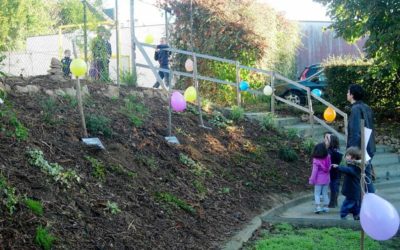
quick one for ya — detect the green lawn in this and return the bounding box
[245,223,400,250]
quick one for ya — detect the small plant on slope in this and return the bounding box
[105,201,121,214]
[25,198,44,216]
[85,156,106,181]
[35,226,56,250]
[0,173,18,214]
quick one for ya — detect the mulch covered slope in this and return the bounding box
[0,76,311,249]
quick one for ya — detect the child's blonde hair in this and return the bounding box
[346,147,361,160]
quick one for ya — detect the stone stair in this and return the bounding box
[245,112,400,181]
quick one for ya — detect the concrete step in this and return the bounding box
[374,163,400,179]
[372,153,400,166]
[283,124,328,138]
[273,117,301,127]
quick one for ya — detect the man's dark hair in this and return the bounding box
[312,142,328,159]
[329,135,340,150]
[348,84,364,101]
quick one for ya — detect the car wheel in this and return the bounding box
[284,91,304,106]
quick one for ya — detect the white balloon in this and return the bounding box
[263,85,273,96]
[360,193,400,241]
[185,58,194,72]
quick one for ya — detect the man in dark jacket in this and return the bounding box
[346,84,375,193]
[333,147,362,220]
[153,37,171,88]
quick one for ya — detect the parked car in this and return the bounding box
[276,64,327,106]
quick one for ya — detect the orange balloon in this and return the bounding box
[324,107,336,123]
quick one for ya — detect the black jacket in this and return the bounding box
[329,148,343,180]
[156,44,171,66]
[338,163,361,200]
[347,101,376,158]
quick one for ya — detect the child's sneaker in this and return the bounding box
[314,206,322,214]
[322,207,329,213]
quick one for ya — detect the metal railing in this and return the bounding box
[134,37,347,143]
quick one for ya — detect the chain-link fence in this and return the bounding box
[0,1,166,87]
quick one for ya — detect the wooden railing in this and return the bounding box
[134,36,347,143]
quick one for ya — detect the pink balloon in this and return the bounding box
[360,193,400,241]
[171,91,186,112]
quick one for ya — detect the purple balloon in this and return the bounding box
[360,193,400,241]
[171,91,186,112]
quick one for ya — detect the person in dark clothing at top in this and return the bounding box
[153,37,171,88]
[346,84,376,193]
[332,146,362,220]
[61,49,72,78]
[324,133,343,208]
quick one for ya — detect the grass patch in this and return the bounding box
[155,192,196,214]
[179,153,212,177]
[25,198,44,216]
[35,226,56,250]
[246,223,391,250]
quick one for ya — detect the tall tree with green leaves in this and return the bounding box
[0,0,55,51]
[56,0,104,27]
[315,0,400,69]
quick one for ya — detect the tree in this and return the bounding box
[164,0,300,104]
[0,0,55,51]
[315,0,400,69]
[56,0,104,27]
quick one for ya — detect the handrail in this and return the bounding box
[135,40,347,143]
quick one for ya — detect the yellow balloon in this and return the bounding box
[70,59,87,77]
[144,34,154,44]
[324,107,336,123]
[184,86,197,102]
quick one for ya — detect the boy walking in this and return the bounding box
[332,147,362,220]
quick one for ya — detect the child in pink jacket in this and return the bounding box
[309,142,331,213]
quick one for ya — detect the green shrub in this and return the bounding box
[40,97,58,124]
[260,113,276,131]
[86,114,112,137]
[9,115,29,141]
[286,128,298,140]
[230,105,245,122]
[85,156,106,181]
[278,145,298,162]
[105,201,121,214]
[0,174,18,214]
[323,56,400,118]
[25,198,44,216]
[302,138,316,155]
[120,69,137,87]
[35,226,56,250]
[120,95,148,127]
[27,149,80,187]
[209,111,232,128]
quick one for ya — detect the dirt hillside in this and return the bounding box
[0,76,311,249]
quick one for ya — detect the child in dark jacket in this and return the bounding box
[332,146,362,220]
[309,143,331,214]
[61,49,72,78]
[325,134,343,208]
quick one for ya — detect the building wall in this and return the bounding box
[296,21,366,76]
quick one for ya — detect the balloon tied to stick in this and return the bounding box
[323,106,336,123]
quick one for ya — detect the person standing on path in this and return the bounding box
[325,134,343,208]
[332,147,362,220]
[309,142,332,214]
[153,37,171,88]
[346,84,376,193]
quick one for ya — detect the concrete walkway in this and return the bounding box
[223,178,400,250]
